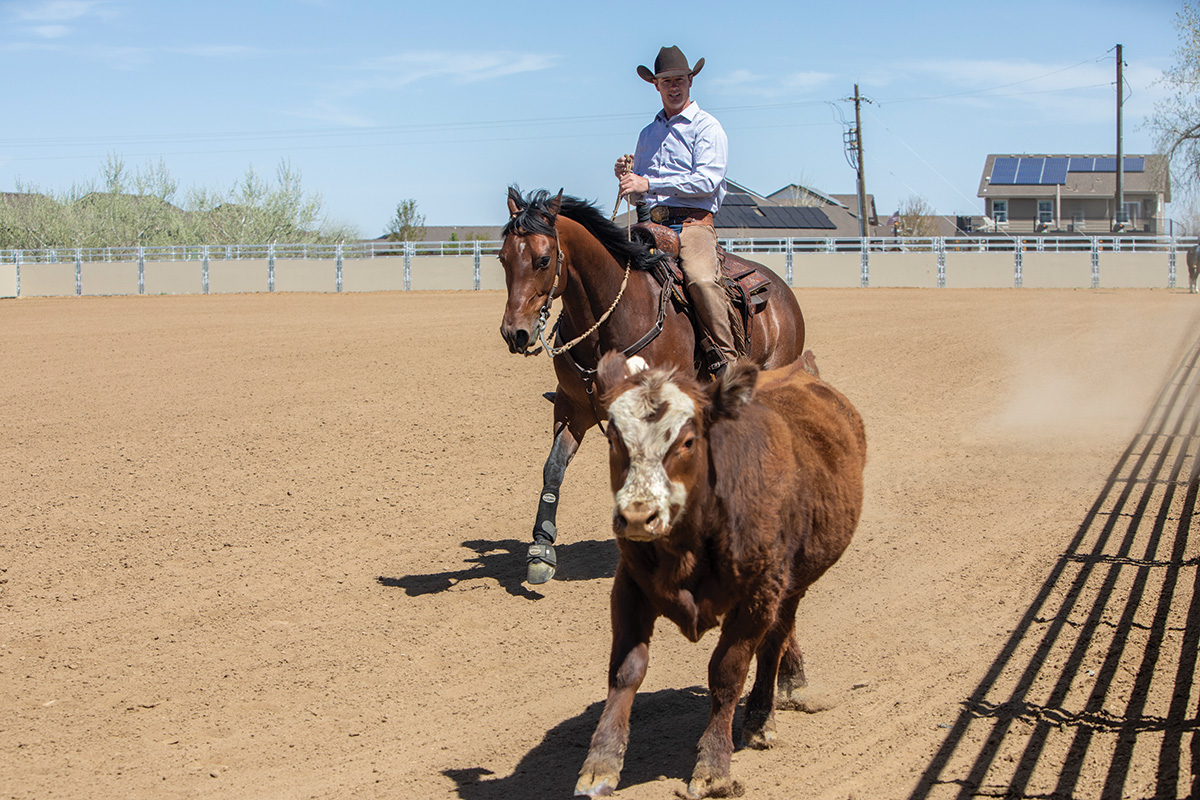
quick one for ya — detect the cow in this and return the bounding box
[574,352,866,799]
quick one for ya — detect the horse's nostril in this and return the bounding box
[515,330,529,351]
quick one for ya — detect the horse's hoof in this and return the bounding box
[527,543,557,584]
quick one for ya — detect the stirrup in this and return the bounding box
[527,543,557,584]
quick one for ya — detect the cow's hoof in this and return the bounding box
[575,767,619,796]
[526,543,556,584]
[742,711,777,749]
[683,771,743,798]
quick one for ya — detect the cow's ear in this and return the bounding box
[707,360,758,421]
[598,352,649,406]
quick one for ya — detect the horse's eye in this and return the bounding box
[536,255,551,270]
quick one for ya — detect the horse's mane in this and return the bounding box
[504,186,665,272]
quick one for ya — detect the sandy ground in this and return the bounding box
[2,288,1199,800]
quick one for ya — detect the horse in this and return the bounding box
[498,187,806,584]
[1187,241,1199,293]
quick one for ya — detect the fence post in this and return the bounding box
[1014,240,1023,288]
[1091,238,1101,289]
[336,243,344,293]
[202,245,210,294]
[1169,237,1178,289]
[473,240,482,290]
[14,250,21,297]
[137,247,145,295]
[785,238,794,286]
[935,237,946,289]
[268,243,276,292]
[75,248,82,296]
[403,241,413,291]
[859,237,869,288]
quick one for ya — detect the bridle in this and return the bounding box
[518,224,631,360]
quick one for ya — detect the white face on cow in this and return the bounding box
[606,370,700,541]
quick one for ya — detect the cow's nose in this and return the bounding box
[615,502,659,536]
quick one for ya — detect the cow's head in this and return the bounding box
[598,352,758,542]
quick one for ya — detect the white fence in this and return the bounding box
[0,235,1193,298]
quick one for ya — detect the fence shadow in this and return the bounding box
[909,334,1200,799]
[378,538,617,599]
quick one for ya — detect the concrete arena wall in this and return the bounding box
[209,259,270,294]
[145,261,203,295]
[792,253,863,288]
[410,256,475,291]
[342,258,405,293]
[869,252,939,288]
[1020,253,1096,289]
[943,252,1016,288]
[1097,254,1171,289]
[17,263,76,296]
[1,264,19,298]
[275,259,338,293]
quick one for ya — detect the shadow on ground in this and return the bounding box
[443,687,711,799]
[378,538,618,599]
[910,333,1200,799]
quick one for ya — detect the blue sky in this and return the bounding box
[0,0,1186,237]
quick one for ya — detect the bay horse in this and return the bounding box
[498,187,805,584]
[1187,241,1199,293]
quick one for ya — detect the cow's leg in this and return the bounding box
[527,396,588,584]
[776,632,808,706]
[744,593,802,749]
[576,566,656,797]
[688,613,767,799]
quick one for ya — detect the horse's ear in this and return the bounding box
[507,186,524,219]
[546,188,564,219]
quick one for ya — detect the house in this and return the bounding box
[977,154,1170,234]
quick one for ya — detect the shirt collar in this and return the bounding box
[656,100,700,124]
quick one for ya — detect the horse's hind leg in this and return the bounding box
[527,407,586,585]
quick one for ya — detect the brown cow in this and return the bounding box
[574,353,866,798]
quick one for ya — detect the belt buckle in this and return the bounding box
[650,206,668,223]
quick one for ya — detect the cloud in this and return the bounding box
[353,50,557,88]
[710,68,836,98]
[6,0,119,39]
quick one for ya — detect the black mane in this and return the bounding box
[504,186,665,272]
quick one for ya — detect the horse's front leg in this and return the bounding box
[576,566,656,797]
[527,393,590,584]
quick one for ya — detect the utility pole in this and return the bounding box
[1115,43,1125,232]
[853,84,869,239]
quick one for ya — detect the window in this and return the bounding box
[992,199,1008,223]
[1038,201,1053,225]
[1122,201,1140,225]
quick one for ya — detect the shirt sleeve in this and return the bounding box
[647,116,728,200]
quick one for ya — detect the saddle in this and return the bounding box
[629,222,772,363]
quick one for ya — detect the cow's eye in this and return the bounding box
[680,435,695,451]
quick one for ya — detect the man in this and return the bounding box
[615,45,737,376]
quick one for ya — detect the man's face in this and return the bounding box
[655,75,692,116]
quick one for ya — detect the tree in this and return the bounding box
[385,199,426,242]
[1152,1,1200,197]
[896,195,941,237]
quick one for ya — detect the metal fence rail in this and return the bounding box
[1,235,1191,265]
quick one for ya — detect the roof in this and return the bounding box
[978,154,1171,203]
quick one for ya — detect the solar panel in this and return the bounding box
[1094,157,1117,172]
[1041,158,1069,184]
[1124,156,1145,172]
[1015,157,1045,184]
[722,193,755,206]
[990,157,1019,184]
[1069,157,1095,172]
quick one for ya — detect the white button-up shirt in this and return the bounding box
[633,101,728,214]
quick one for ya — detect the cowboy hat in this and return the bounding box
[637,45,704,83]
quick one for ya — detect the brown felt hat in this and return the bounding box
[637,45,704,83]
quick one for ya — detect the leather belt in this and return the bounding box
[649,206,713,226]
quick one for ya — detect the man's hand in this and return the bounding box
[618,172,650,197]
[613,154,634,178]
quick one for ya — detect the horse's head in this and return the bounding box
[499,187,564,355]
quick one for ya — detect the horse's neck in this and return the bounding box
[559,225,642,341]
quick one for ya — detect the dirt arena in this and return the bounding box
[3,288,1199,800]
